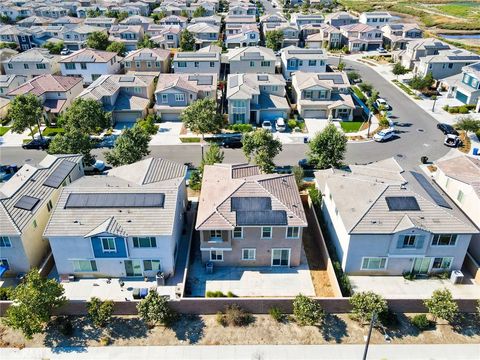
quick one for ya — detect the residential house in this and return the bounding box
[154,73,218,121]
[0,48,18,74]
[34,6,68,19]
[109,25,145,51]
[76,6,108,18]
[280,46,327,80]
[226,73,289,124]
[340,23,383,52]
[51,16,84,27]
[190,15,222,26]
[147,25,181,49]
[228,2,257,15]
[381,23,423,50]
[290,13,324,28]
[303,23,342,49]
[6,74,83,121]
[59,48,122,85]
[394,37,450,70]
[325,11,358,28]
[44,158,187,278]
[0,25,19,48]
[0,4,33,22]
[172,50,221,75]
[186,22,220,49]
[123,48,171,74]
[0,74,26,97]
[415,48,480,80]
[224,24,260,49]
[78,74,155,123]
[259,13,288,27]
[84,16,118,29]
[17,16,52,27]
[120,15,154,31]
[225,15,257,29]
[3,48,61,79]
[63,25,108,50]
[292,71,354,120]
[443,62,480,105]
[0,97,9,119]
[314,158,477,275]
[159,15,188,29]
[359,11,392,29]
[225,46,276,74]
[188,2,216,17]
[196,163,308,267]
[0,154,84,277]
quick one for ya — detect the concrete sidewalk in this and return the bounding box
[2,344,478,360]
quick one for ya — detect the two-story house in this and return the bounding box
[196,163,308,267]
[228,2,257,16]
[0,154,84,277]
[3,48,61,79]
[186,22,220,49]
[291,71,354,120]
[415,48,480,80]
[59,48,122,85]
[340,23,383,52]
[154,73,218,121]
[314,158,477,275]
[17,15,52,28]
[280,46,327,80]
[147,25,181,49]
[123,48,171,74]
[172,50,221,75]
[443,62,480,106]
[225,46,276,74]
[394,37,450,70]
[0,48,18,75]
[359,11,392,29]
[109,25,145,51]
[0,25,19,48]
[226,73,289,124]
[381,23,423,50]
[225,15,257,29]
[78,74,155,123]
[84,16,118,29]
[120,15,155,31]
[0,74,26,97]
[290,13,324,28]
[159,15,188,29]
[63,25,108,50]
[44,158,187,278]
[325,11,358,28]
[190,15,222,27]
[259,13,288,28]
[224,24,260,49]
[303,23,342,49]
[34,5,68,19]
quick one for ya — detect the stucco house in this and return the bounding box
[62,25,107,50]
[442,62,480,106]
[108,25,145,51]
[224,24,260,49]
[325,11,358,28]
[3,48,61,79]
[187,22,220,49]
[0,74,26,96]
[172,50,221,75]
[303,23,342,49]
[381,23,423,50]
[290,13,324,27]
[415,49,480,80]
[0,48,18,74]
[280,46,327,80]
[147,25,181,49]
[224,46,276,74]
[340,23,383,52]
[123,48,171,74]
[358,11,392,29]
[196,163,308,267]
[394,38,450,70]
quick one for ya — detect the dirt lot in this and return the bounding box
[1,313,479,349]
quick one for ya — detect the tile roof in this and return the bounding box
[78,74,154,101]
[59,48,118,63]
[435,155,480,193]
[123,48,171,62]
[7,74,82,97]
[156,73,217,93]
[5,48,59,63]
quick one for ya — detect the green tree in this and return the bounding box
[410,72,434,91]
[43,41,64,54]
[293,294,325,326]
[337,62,345,72]
[138,34,157,49]
[8,94,44,140]
[86,31,110,50]
[60,98,111,133]
[105,125,151,167]
[455,115,480,134]
[180,10,189,18]
[366,89,379,112]
[137,290,177,327]
[424,289,458,323]
[347,71,360,83]
[181,98,223,139]
[292,165,304,189]
[87,297,115,328]
[242,129,282,173]
[136,114,160,135]
[106,41,126,56]
[265,30,284,51]
[151,11,166,22]
[349,291,388,325]
[308,123,347,169]
[193,6,206,18]
[392,62,408,76]
[87,9,101,17]
[200,144,224,172]
[48,128,94,162]
[179,29,196,51]
[358,82,373,95]
[3,269,66,339]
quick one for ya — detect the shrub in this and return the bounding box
[137,290,177,327]
[0,287,12,300]
[424,289,458,323]
[349,291,388,325]
[358,83,373,95]
[458,106,469,114]
[379,117,390,128]
[269,306,285,322]
[308,187,321,207]
[226,291,236,298]
[403,271,415,281]
[189,170,202,191]
[378,309,398,327]
[442,105,449,111]
[222,304,253,327]
[293,294,325,326]
[411,314,433,331]
[216,311,226,326]
[87,297,114,328]
[100,336,111,346]
[288,119,298,130]
[448,107,459,114]
[230,123,253,133]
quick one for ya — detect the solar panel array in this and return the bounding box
[410,171,451,209]
[385,196,420,211]
[237,210,287,226]
[43,160,77,188]
[231,197,271,211]
[65,193,165,208]
[14,195,40,211]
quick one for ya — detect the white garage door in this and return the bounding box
[303,110,327,119]
[161,112,181,121]
[260,110,286,122]
[115,111,142,123]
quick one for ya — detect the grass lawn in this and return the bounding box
[180,137,201,143]
[0,126,10,136]
[42,127,65,137]
[340,121,364,133]
[435,2,480,19]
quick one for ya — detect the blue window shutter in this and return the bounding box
[397,236,404,248]
[416,236,425,249]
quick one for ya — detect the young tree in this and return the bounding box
[3,269,66,339]
[308,123,347,169]
[60,98,111,133]
[292,165,304,189]
[242,129,282,173]
[8,94,44,140]
[424,288,458,323]
[358,82,373,95]
[366,89,379,112]
[392,62,408,76]
[137,290,177,327]
[293,294,325,326]
[48,128,94,162]
[106,41,126,56]
[200,144,224,172]
[151,11,166,22]
[86,31,110,50]
[105,125,151,167]
[181,98,223,139]
[337,61,345,72]
[265,30,284,51]
[410,72,434,91]
[347,71,360,83]
[455,115,480,134]
[136,114,160,135]
[87,297,115,328]
[138,35,157,49]
[180,10,189,18]
[193,6,206,18]
[349,291,388,325]
[43,41,64,54]
[179,29,196,51]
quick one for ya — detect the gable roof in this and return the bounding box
[225,46,276,62]
[435,155,480,195]
[7,74,82,97]
[155,73,217,93]
[59,48,118,63]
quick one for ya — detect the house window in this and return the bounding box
[161,94,168,103]
[242,248,256,260]
[210,250,223,261]
[271,86,278,91]
[209,61,215,67]
[250,33,256,39]
[101,237,116,252]
[0,236,11,248]
[250,61,255,67]
[133,237,157,248]
[72,260,97,272]
[7,63,13,69]
[448,63,453,69]
[135,61,141,68]
[177,61,187,67]
[155,61,161,67]
[194,61,199,67]
[134,87,141,93]
[261,61,270,67]
[32,220,37,228]
[304,91,312,99]
[143,259,161,271]
[80,63,87,70]
[402,235,416,248]
[261,227,272,239]
[286,227,300,239]
[65,63,76,70]
[432,234,457,246]
[24,64,29,69]
[233,227,243,239]
[210,230,222,240]
[457,190,464,203]
[431,257,453,270]
[167,35,174,40]
[288,60,296,67]
[308,60,316,66]
[125,61,131,67]
[175,93,185,102]
[36,63,46,69]
[361,257,387,270]
[47,200,53,212]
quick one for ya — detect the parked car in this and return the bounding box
[437,123,459,135]
[373,128,395,142]
[377,47,387,53]
[298,158,317,170]
[83,158,106,173]
[60,48,70,55]
[22,138,51,150]
[262,120,273,132]
[444,134,461,147]
[221,135,243,148]
[93,135,117,148]
[375,98,392,111]
[276,118,286,132]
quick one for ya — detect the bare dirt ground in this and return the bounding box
[1,313,479,349]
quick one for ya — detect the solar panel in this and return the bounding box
[65,193,165,208]
[14,195,40,211]
[385,196,420,211]
[410,171,451,209]
[231,197,271,211]
[229,75,239,88]
[189,75,213,85]
[43,160,77,188]
[236,210,287,226]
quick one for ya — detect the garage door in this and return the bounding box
[260,110,286,122]
[367,43,380,51]
[303,109,327,119]
[161,112,181,121]
[455,91,468,104]
[114,111,142,123]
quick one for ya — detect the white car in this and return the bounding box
[375,98,391,111]
[84,158,106,173]
[377,47,387,53]
[60,48,70,55]
[276,118,286,132]
[373,128,395,142]
[262,120,273,132]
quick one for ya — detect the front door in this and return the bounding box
[412,257,430,274]
[272,249,290,266]
[124,260,142,277]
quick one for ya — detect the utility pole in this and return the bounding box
[362,312,377,360]
[431,95,437,112]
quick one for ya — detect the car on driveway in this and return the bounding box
[377,47,387,54]
[22,138,51,150]
[262,120,273,132]
[375,98,392,111]
[437,123,459,135]
[373,128,395,142]
[221,135,243,148]
[83,158,106,174]
[444,134,461,147]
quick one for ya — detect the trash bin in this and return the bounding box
[139,288,148,298]
[473,148,479,156]
[156,271,165,286]
[133,288,140,299]
[421,156,429,164]
[206,262,213,274]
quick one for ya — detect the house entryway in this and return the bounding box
[125,260,142,277]
[412,257,430,275]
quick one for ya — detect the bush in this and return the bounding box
[189,169,202,191]
[379,117,390,128]
[226,291,236,298]
[288,119,298,130]
[269,306,285,322]
[424,289,458,323]
[206,290,226,297]
[216,311,226,326]
[378,309,398,327]
[230,123,253,133]
[137,115,160,135]
[458,106,469,114]
[293,294,325,326]
[308,187,321,207]
[87,297,114,328]
[448,107,459,114]
[220,304,253,327]
[0,287,12,300]
[411,314,433,331]
[349,291,388,325]
[358,83,373,95]
[137,291,177,327]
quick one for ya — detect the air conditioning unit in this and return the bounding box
[450,270,464,284]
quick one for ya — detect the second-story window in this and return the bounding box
[261,61,270,67]
[65,63,76,70]
[194,61,199,67]
[233,227,243,239]
[133,237,157,248]
[101,237,116,252]
[161,94,168,103]
[261,227,272,239]
[286,227,300,239]
[125,61,131,68]
[308,60,316,66]
[432,234,457,246]
[175,93,185,102]
[178,61,187,67]
[210,230,222,239]
[80,63,87,70]
[36,63,46,69]
[209,61,215,67]
[24,64,29,69]
[0,236,11,248]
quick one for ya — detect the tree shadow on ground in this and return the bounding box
[451,314,480,337]
[171,314,205,344]
[321,314,348,343]
[108,317,148,341]
[385,313,423,340]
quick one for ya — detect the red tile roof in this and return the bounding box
[7,74,82,96]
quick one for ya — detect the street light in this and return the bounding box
[362,312,377,360]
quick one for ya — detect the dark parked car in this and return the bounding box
[93,135,118,149]
[22,138,51,150]
[221,135,243,148]
[437,123,459,135]
[298,158,317,170]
